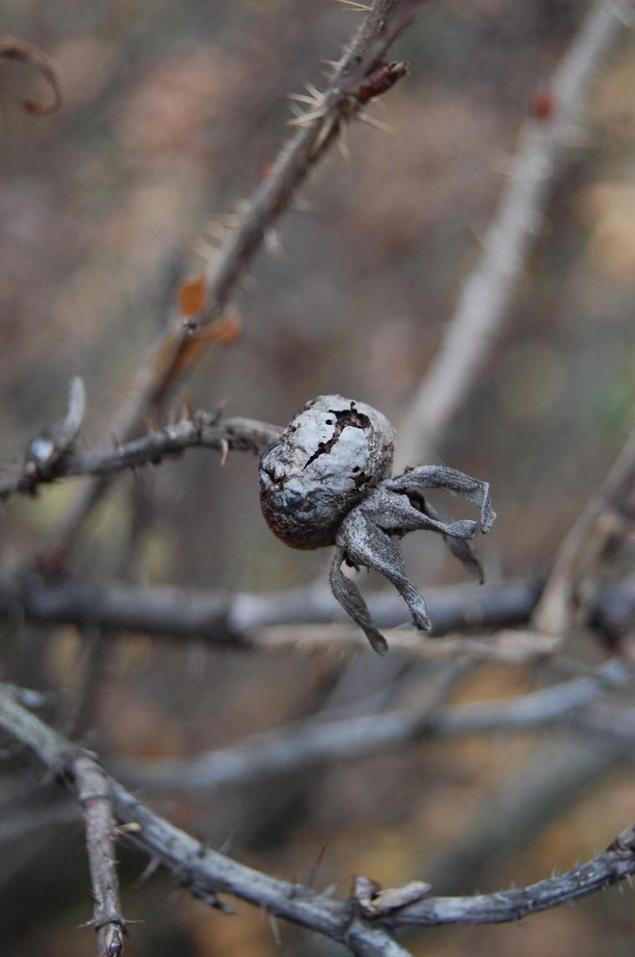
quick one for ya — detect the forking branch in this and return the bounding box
[2,685,635,948]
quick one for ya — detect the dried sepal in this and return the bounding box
[330,547,388,654]
[353,875,431,917]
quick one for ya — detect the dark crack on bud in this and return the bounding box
[303,406,370,470]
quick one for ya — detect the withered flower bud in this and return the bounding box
[259,395,394,549]
[259,395,495,653]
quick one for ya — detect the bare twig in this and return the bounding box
[114,659,630,795]
[532,426,635,636]
[72,753,126,957]
[0,412,280,502]
[1,569,633,649]
[53,0,419,556]
[381,822,635,927]
[2,686,635,941]
[396,0,629,465]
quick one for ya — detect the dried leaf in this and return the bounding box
[529,89,556,122]
[354,875,431,917]
[0,34,62,115]
[355,61,408,105]
[209,307,243,345]
[170,309,243,378]
[118,821,142,834]
[179,275,207,317]
[368,881,432,914]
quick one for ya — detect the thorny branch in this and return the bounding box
[382,823,635,927]
[72,753,126,957]
[2,686,635,947]
[53,0,422,557]
[0,683,415,957]
[0,411,281,501]
[396,0,630,465]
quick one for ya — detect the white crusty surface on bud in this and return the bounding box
[259,395,395,549]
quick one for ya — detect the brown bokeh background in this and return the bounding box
[1,1,634,955]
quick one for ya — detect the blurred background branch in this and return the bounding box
[397,0,630,466]
[1,569,632,646]
[112,658,631,796]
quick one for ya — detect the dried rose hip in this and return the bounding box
[260,395,495,653]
